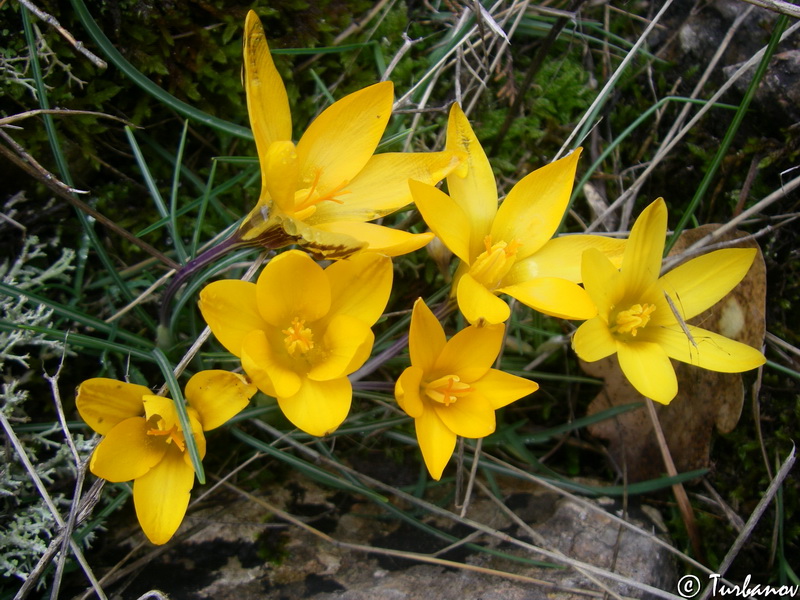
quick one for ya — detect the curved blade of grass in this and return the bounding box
[21,7,157,332]
[69,0,252,140]
[492,402,644,445]
[152,348,204,484]
[168,120,191,263]
[136,169,253,238]
[124,126,191,263]
[231,427,389,503]
[566,96,738,228]
[665,14,790,254]
[142,128,207,195]
[191,159,218,256]
[0,320,153,361]
[0,282,153,349]
[387,428,708,496]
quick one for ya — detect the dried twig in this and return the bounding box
[738,0,800,18]
[644,398,705,563]
[697,446,796,600]
[17,0,107,69]
[0,131,180,270]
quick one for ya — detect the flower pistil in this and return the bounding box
[282,317,315,355]
[146,417,186,451]
[424,375,474,407]
[612,303,656,337]
[470,236,522,289]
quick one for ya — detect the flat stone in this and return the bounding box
[89,475,677,600]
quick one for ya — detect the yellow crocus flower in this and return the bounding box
[236,11,462,258]
[395,298,539,480]
[411,102,625,325]
[572,198,766,404]
[198,250,393,436]
[76,371,256,544]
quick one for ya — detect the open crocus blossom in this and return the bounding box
[235,10,462,259]
[76,371,256,544]
[199,250,392,436]
[411,103,625,325]
[572,198,766,404]
[395,298,539,480]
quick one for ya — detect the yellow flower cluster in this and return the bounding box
[76,11,765,545]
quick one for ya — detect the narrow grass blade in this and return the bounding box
[665,14,789,254]
[152,349,204,484]
[70,0,253,140]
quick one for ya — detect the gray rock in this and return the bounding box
[107,478,677,600]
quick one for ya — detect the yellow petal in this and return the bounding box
[470,369,539,409]
[571,317,618,362]
[184,370,257,431]
[490,150,582,259]
[314,221,433,257]
[456,272,510,325]
[262,140,299,213]
[281,216,367,259]
[241,329,297,398]
[409,298,447,373]
[395,366,424,418]
[296,81,393,196]
[434,323,504,382]
[410,178,472,264]
[244,12,291,162]
[445,103,497,258]
[310,151,462,223]
[90,417,166,482]
[76,378,150,436]
[499,278,597,320]
[651,325,765,372]
[278,376,352,436]
[617,340,677,404]
[658,248,757,321]
[198,280,265,357]
[507,235,626,285]
[415,406,457,480]
[621,198,667,298]
[581,248,624,322]
[325,252,393,326]
[256,250,331,326]
[309,315,373,381]
[133,444,196,545]
[433,392,496,438]
[142,394,177,426]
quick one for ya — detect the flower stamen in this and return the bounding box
[146,420,186,452]
[470,235,522,289]
[294,168,350,214]
[282,317,315,355]
[425,375,474,406]
[613,303,656,337]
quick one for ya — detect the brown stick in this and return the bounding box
[0,132,180,270]
[644,398,706,563]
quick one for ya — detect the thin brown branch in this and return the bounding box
[0,131,180,270]
[645,398,706,563]
[17,0,107,68]
[0,108,132,128]
[738,0,800,18]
